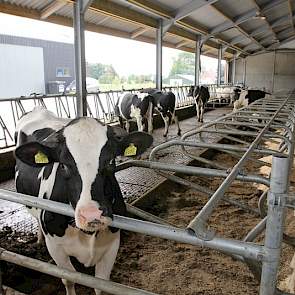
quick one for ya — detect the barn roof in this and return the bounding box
[1,0,295,60]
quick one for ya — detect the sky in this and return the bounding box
[0,12,218,77]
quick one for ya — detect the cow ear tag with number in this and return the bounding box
[35,151,49,164]
[124,143,137,157]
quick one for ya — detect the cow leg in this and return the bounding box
[195,100,200,122]
[125,120,130,133]
[37,220,44,244]
[200,101,204,123]
[135,115,143,132]
[172,112,181,136]
[45,239,76,295]
[94,232,120,295]
[161,114,169,137]
[147,103,153,134]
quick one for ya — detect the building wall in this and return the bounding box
[0,34,75,94]
[232,50,295,92]
[0,44,45,98]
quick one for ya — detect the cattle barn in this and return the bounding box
[1,1,295,295]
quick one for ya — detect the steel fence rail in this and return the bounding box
[0,189,265,261]
[138,90,295,295]
[0,248,158,295]
[0,84,238,149]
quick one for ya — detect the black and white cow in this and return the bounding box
[233,89,271,112]
[188,86,210,123]
[14,107,153,295]
[148,89,181,137]
[115,92,153,134]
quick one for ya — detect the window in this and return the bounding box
[56,67,70,77]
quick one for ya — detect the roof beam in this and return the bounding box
[243,43,260,51]
[175,40,190,48]
[210,6,265,51]
[210,8,261,35]
[288,0,295,35]
[123,0,248,55]
[130,27,150,38]
[251,0,279,44]
[277,27,294,40]
[249,13,295,38]
[229,35,248,45]
[40,0,67,19]
[163,0,219,34]
[262,0,286,12]
[211,0,286,36]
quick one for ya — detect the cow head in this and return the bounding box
[15,118,153,232]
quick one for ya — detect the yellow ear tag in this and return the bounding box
[35,151,49,164]
[124,143,137,157]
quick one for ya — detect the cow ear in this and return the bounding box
[15,142,58,167]
[115,131,153,157]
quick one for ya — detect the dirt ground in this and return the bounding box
[2,141,295,295]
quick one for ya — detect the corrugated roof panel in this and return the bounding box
[214,0,255,19]
[265,2,289,21]
[220,28,242,40]
[56,4,73,18]
[240,18,268,32]
[189,6,227,29]
[97,18,138,34]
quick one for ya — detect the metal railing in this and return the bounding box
[0,91,294,294]
[0,84,237,149]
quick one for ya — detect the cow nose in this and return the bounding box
[79,206,103,224]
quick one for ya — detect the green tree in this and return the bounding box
[169,52,195,77]
[86,62,119,83]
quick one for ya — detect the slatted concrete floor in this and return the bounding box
[0,107,231,234]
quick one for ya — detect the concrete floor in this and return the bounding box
[0,107,231,233]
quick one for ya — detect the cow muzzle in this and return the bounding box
[75,203,112,232]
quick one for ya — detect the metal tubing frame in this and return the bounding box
[231,53,236,84]
[186,96,289,239]
[73,0,87,117]
[0,247,158,295]
[260,156,289,295]
[217,45,222,85]
[0,189,265,261]
[156,19,163,90]
[1,92,295,294]
[195,36,201,87]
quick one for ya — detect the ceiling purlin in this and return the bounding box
[250,0,279,44]
[287,0,295,36]
[162,0,220,34]
[209,5,266,51]
[123,0,248,55]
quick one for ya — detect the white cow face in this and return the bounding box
[15,118,153,232]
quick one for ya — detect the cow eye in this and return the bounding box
[60,163,71,178]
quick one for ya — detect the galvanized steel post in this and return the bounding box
[156,19,163,90]
[217,45,222,85]
[243,57,247,87]
[73,0,87,117]
[260,155,289,295]
[195,36,201,87]
[231,53,236,85]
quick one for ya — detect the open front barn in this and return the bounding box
[1,1,295,295]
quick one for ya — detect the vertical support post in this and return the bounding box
[217,45,222,86]
[194,36,201,87]
[243,57,247,87]
[74,0,87,117]
[156,19,163,90]
[260,155,289,295]
[231,53,236,85]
